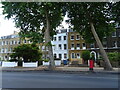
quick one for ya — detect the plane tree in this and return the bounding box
[2,2,119,71]
[2,2,66,70]
[66,2,117,70]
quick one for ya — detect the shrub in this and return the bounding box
[9,59,18,62]
[108,52,120,62]
[43,59,49,62]
[81,50,90,64]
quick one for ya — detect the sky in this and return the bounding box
[0,3,69,37]
[0,3,20,37]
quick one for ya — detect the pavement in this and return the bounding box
[1,66,119,74]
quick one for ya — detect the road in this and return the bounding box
[2,71,119,88]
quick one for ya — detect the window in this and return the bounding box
[12,41,14,45]
[64,44,67,50]
[18,41,21,44]
[24,40,26,43]
[54,54,57,58]
[3,41,5,45]
[58,36,61,41]
[59,54,62,59]
[14,41,16,44]
[5,48,8,53]
[76,43,80,49]
[76,43,80,48]
[81,37,84,39]
[112,41,117,47]
[76,35,80,40]
[71,53,75,58]
[118,41,120,47]
[119,31,120,37]
[76,53,80,58]
[82,43,86,49]
[59,44,62,49]
[54,37,56,41]
[2,48,4,53]
[112,32,116,37]
[4,41,6,45]
[28,40,31,44]
[1,41,3,45]
[71,35,74,40]
[71,44,74,48]
[64,36,66,40]
[6,41,8,45]
[90,43,94,48]
[10,48,13,52]
[15,41,17,44]
[64,53,67,58]
[103,42,107,48]
[82,43,86,47]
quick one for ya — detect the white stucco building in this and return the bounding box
[51,29,68,61]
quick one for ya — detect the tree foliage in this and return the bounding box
[10,44,42,62]
[2,2,66,70]
[66,2,115,43]
[108,52,120,62]
[65,2,119,70]
[2,2,65,39]
[111,2,120,26]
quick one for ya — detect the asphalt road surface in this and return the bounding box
[2,71,119,88]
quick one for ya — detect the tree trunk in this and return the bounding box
[90,22,113,71]
[45,11,55,70]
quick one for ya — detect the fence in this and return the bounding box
[22,62,38,67]
[2,62,18,67]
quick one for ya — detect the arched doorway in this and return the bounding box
[90,51,96,61]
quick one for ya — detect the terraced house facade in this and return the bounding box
[0,31,31,60]
[0,28,120,64]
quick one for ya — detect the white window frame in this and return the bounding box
[71,43,74,50]
[58,44,62,50]
[76,53,80,59]
[113,41,117,48]
[64,36,66,40]
[71,53,75,59]
[76,43,80,50]
[76,35,80,40]
[59,54,62,59]
[64,44,67,50]
[70,35,74,40]
[82,43,86,49]
[64,53,67,59]
[58,36,61,41]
